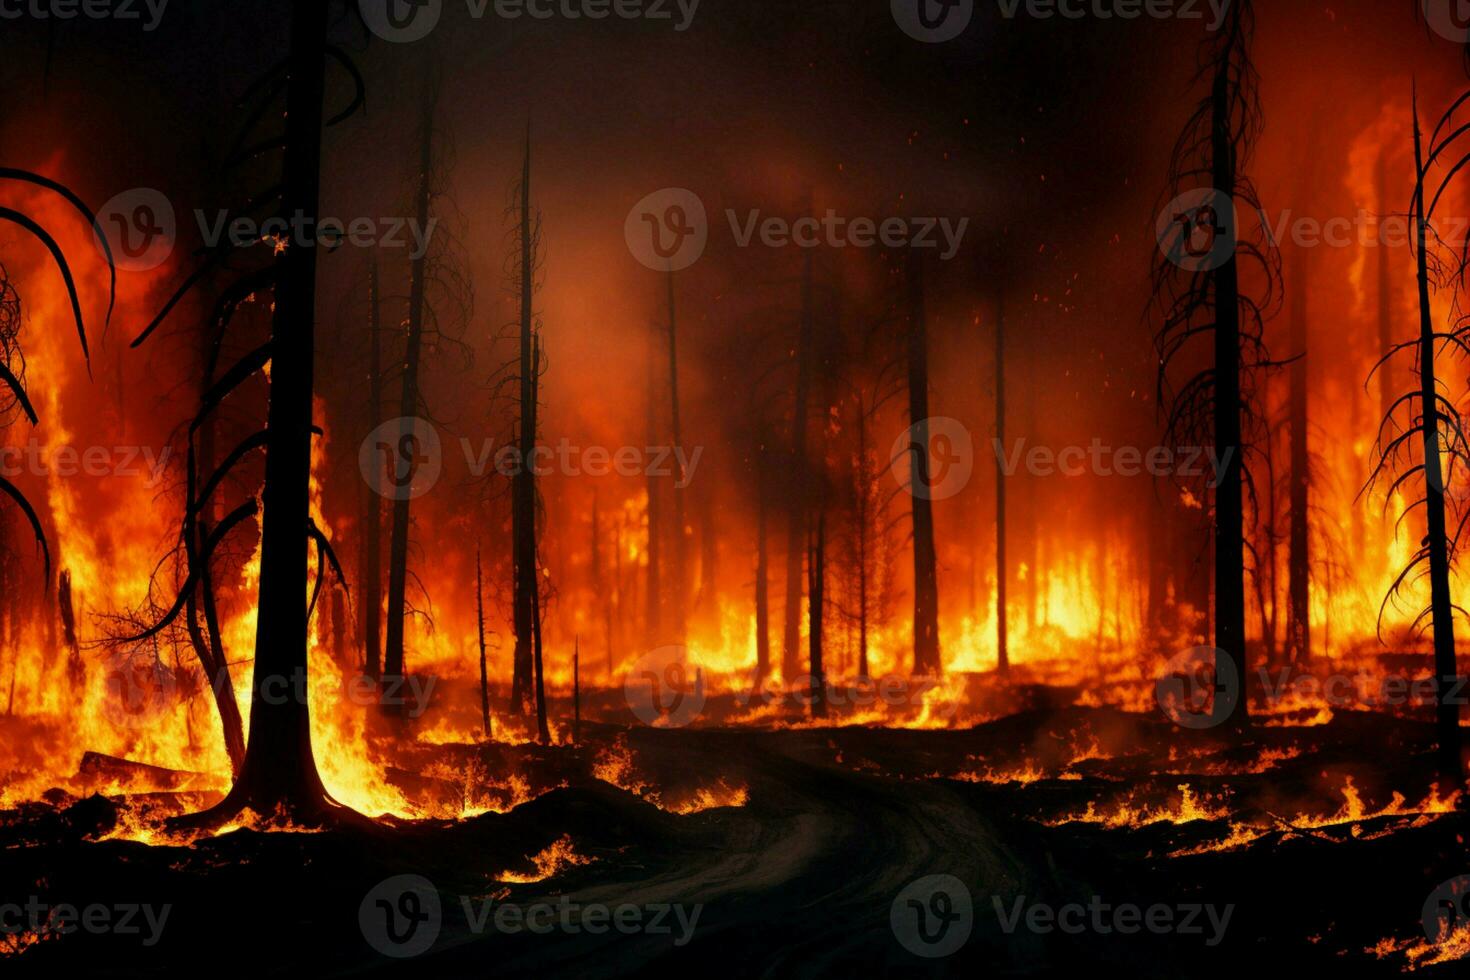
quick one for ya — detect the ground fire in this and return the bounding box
[4,1,1470,976]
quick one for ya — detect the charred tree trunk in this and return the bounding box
[808,516,826,718]
[754,451,771,685]
[906,252,942,676]
[666,269,687,641]
[476,546,491,739]
[573,635,580,744]
[382,70,436,699]
[782,251,815,681]
[362,258,383,679]
[529,332,549,744]
[209,0,332,821]
[58,569,81,687]
[510,126,538,714]
[644,321,663,646]
[856,400,871,681]
[994,288,1009,677]
[185,333,245,776]
[1413,108,1461,780]
[1211,61,1250,729]
[1286,251,1310,664]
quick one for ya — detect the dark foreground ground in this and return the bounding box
[2,695,1469,978]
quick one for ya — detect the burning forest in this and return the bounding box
[7,0,1470,976]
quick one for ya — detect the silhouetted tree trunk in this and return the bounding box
[666,269,687,640]
[644,320,663,644]
[808,516,826,718]
[362,258,383,679]
[510,125,539,713]
[855,400,872,680]
[783,251,814,680]
[1412,104,1460,780]
[213,0,332,820]
[476,546,490,739]
[754,451,771,685]
[906,252,941,676]
[58,569,81,687]
[382,69,436,697]
[1210,51,1249,729]
[1286,251,1310,664]
[529,332,549,743]
[994,287,1009,676]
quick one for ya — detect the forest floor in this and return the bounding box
[2,682,1469,977]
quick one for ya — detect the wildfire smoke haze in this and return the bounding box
[0,0,1469,976]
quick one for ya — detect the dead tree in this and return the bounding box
[644,318,664,645]
[665,269,688,641]
[509,124,543,714]
[807,516,826,718]
[754,445,772,685]
[1152,0,1278,730]
[361,257,383,678]
[994,286,1009,676]
[381,68,437,696]
[126,0,366,824]
[1367,86,1470,781]
[1286,248,1310,664]
[476,546,491,739]
[904,251,942,676]
[782,249,816,681]
[0,170,114,587]
[529,336,550,745]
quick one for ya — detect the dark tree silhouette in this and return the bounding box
[807,516,826,718]
[1152,0,1279,729]
[782,249,816,681]
[0,168,115,585]
[1366,85,1470,781]
[125,0,367,825]
[361,258,384,679]
[382,69,433,696]
[904,251,942,676]
[994,285,1009,677]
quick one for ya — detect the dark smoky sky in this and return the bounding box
[0,0,1465,609]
